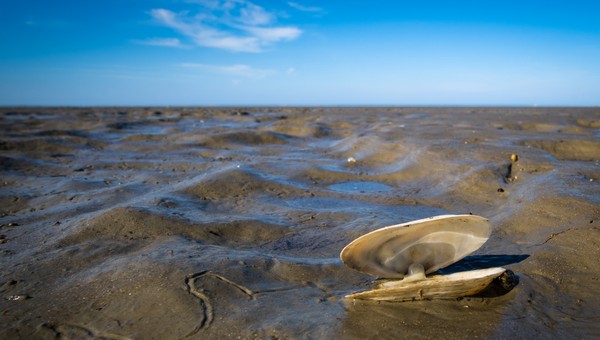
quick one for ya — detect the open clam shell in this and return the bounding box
[340,214,491,279]
[346,267,508,301]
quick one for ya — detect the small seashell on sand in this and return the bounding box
[347,157,357,163]
[340,214,517,301]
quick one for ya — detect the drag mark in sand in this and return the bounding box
[533,225,599,247]
[184,271,255,337]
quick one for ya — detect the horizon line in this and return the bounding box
[1,104,599,109]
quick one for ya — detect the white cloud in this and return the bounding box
[149,1,302,52]
[181,63,274,78]
[240,26,301,42]
[149,8,259,52]
[287,2,323,13]
[237,1,274,26]
[150,9,188,32]
[133,38,188,48]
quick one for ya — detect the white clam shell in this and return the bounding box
[346,267,507,301]
[340,214,491,279]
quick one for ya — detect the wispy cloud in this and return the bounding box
[287,2,323,13]
[133,38,188,48]
[181,63,274,78]
[148,1,302,52]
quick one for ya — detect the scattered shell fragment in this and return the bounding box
[5,295,30,301]
[341,214,516,301]
[347,157,357,163]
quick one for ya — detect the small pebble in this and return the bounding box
[510,154,519,162]
[347,157,356,163]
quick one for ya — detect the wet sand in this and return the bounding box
[1,107,599,339]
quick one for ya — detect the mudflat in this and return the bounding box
[1,107,599,338]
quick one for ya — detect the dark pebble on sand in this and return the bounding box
[497,188,505,192]
[74,166,93,172]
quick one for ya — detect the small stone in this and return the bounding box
[347,157,356,163]
[510,154,519,162]
[497,188,505,193]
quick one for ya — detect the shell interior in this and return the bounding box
[340,214,491,278]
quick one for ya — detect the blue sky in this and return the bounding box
[1,0,599,106]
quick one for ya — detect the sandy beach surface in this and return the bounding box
[1,107,599,339]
